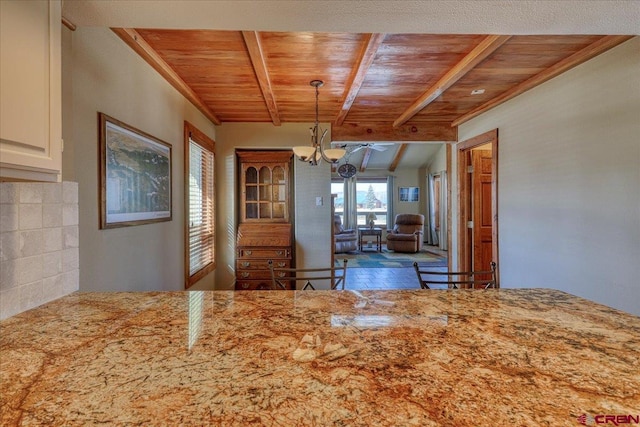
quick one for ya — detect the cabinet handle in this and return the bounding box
[277,272,286,278]
[245,250,252,256]
[241,272,250,278]
[242,261,250,268]
[276,250,283,256]
[277,262,286,268]
[242,282,249,289]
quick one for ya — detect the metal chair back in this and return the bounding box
[269,259,348,290]
[413,262,497,289]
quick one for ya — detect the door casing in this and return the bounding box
[456,129,499,285]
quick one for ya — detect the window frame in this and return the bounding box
[332,176,390,229]
[355,177,389,228]
[184,121,216,288]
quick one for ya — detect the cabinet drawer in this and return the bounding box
[238,248,291,259]
[236,259,289,270]
[236,269,273,280]
[235,280,275,291]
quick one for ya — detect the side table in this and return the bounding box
[359,227,382,252]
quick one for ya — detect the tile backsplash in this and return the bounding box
[0,182,79,320]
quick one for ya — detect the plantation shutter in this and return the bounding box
[188,138,215,277]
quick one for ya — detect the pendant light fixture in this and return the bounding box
[292,80,345,165]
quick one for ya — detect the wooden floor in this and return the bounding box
[343,246,448,290]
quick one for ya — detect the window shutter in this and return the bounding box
[188,138,215,277]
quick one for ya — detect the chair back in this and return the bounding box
[413,262,497,289]
[269,259,348,290]
[393,214,424,234]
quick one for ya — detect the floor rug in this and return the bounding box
[335,247,447,268]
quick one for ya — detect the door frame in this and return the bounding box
[456,129,499,285]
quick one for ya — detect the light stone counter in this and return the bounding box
[1,289,639,426]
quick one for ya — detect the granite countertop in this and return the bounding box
[1,289,639,426]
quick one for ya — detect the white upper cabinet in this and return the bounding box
[0,0,62,182]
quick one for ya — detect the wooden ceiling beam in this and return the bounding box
[394,35,511,128]
[389,144,408,172]
[112,28,221,125]
[242,31,281,126]
[360,147,373,172]
[335,33,386,126]
[332,122,457,143]
[452,35,633,127]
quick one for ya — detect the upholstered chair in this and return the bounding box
[333,214,358,253]
[386,214,425,253]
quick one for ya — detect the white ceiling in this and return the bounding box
[63,1,640,34]
[335,142,444,170]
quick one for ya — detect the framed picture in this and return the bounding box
[99,113,172,229]
[399,186,419,202]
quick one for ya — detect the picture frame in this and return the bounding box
[399,186,419,202]
[99,113,172,229]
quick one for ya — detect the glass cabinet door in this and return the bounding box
[272,166,286,218]
[242,162,289,222]
[258,166,271,219]
[244,166,258,219]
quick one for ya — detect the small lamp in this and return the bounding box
[367,213,377,229]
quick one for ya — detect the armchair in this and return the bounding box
[386,214,424,253]
[333,214,357,253]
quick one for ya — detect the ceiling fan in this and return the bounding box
[332,142,393,153]
[332,143,393,178]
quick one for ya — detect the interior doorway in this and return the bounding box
[457,129,499,285]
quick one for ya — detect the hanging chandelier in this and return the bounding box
[292,80,345,165]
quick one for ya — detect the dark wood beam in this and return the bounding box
[360,147,373,172]
[394,35,511,127]
[242,31,281,126]
[389,144,408,172]
[332,122,457,143]
[335,33,385,126]
[452,35,633,127]
[112,28,222,125]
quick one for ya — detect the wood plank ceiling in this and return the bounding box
[113,29,630,169]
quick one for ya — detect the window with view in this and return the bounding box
[185,122,216,288]
[332,178,388,228]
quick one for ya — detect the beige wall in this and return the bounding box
[65,27,216,292]
[455,37,640,315]
[391,168,425,218]
[61,27,74,182]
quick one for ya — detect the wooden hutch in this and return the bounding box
[235,151,294,290]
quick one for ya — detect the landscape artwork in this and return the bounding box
[99,113,172,229]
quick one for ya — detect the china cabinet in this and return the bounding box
[235,151,293,290]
